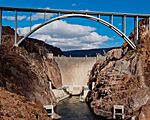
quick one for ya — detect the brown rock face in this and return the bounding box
[0,26,62,106]
[0,88,51,120]
[138,99,150,120]
[0,47,62,105]
[1,26,16,50]
[86,19,150,119]
[20,38,63,57]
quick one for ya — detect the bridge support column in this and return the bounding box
[30,12,32,32]
[122,16,126,34]
[14,10,18,46]
[149,16,150,30]
[110,15,113,25]
[0,9,2,45]
[134,16,138,44]
[44,11,46,22]
[58,12,61,16]
[97,14,101,19]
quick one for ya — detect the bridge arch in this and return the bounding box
[16,14,136,49]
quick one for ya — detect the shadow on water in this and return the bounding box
[56,96,108,120]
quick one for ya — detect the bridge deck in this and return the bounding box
[0,6,150,18]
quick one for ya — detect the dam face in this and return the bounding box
[54,57,96,86]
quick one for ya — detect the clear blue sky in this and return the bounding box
[0,0,149,50]
[0,0,150,13]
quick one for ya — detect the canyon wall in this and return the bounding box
[86,19,150,120]
[0,26,63,119]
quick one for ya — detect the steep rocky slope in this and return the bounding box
[20,38,63,57]
[86,19,150,119]
[0,88,51,120]
[0,26,63,118]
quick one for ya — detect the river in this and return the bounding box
[56,96,107,120]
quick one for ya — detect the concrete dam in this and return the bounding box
[54,57,96,86]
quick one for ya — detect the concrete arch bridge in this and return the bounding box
[0,6,150,49]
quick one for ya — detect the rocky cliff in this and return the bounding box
[86,19,150,120]
[0,26,63,119]
[0,88,51,120]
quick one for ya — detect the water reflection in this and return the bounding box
[56,96,107,120]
